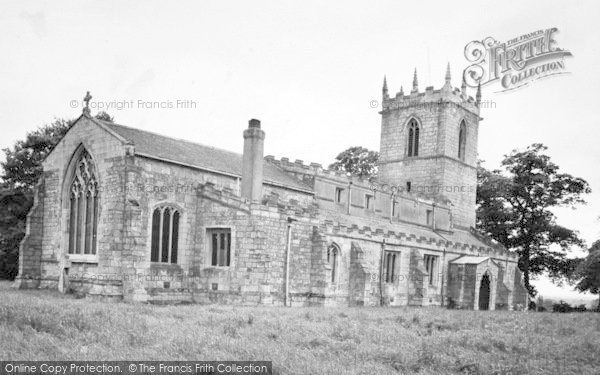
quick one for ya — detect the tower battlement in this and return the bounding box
[382,66,482,116]
[382,85,481,116]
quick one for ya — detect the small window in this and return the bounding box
[392,200,398,217]
[458,121,467,161]
[407,119,420,157]
[208,228,232,266]
[327,244,340,283]
[150,206,180,264]
[424,255,438,286]
[383,251,399,283]
[335,187,344,203]
[365,194,374,210]
[426,209,433,226]
[406,181,412,193]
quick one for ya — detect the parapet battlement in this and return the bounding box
[381,65,482,115]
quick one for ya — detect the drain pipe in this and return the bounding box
[346,174,353,215]
[440,247,447,306]
[379,239,386,306]
[389,193,396,224]
[284,217,296,307]
[433,227,449,307]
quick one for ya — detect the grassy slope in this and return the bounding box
[0,283,599,375]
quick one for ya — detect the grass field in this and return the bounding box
[0,282,599,375]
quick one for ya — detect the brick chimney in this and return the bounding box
[241,119,265,201]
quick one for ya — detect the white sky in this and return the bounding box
[1,0,598,303]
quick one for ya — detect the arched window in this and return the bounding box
[458,121,467,161]
[68,149,98,255]
[327,244,339,283]
[407,119,420,157]
[150,206,180,264]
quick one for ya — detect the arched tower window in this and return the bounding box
[407,119,420,157]
[327,243,340,283]
[458,121,467,161]
[150,206,180,264]
[68,149,99,255]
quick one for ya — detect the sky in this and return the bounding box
[1,0,599,303]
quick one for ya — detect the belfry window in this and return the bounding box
[407,119,420,157]
[327,244,339,283]
[151,206,180,264]
[458,121,466,161]
[68,149,99,256]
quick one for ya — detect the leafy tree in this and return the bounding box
[574,240,600,310]
[0,187,32,279]
[328,146,379,179]
[2,118,74,192]
[476,144,591,296]
[0,112,113,279]
[95,111,114,122]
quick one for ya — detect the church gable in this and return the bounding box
[43,115,128,173]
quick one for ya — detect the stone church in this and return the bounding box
[16,67,528,309]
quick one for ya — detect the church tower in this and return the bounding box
[378,65,482,229]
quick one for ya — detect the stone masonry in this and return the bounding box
[16,69,528,310]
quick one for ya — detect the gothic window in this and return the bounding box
[208,228,231,266]
[151,206,180,264]
[68,149,99,255]
[424,255,438,286]
[458,121,467,161]
[407,119,420,157]
[383,251,399,283]
[327,243,339,283]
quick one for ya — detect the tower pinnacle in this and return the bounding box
[445,62,451,85]
[412,69,418,93]
[383,75,388,94]
[476,82,482,104]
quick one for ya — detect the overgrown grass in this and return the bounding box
[0,282,599,374]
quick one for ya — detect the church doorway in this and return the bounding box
[478,273,491,310]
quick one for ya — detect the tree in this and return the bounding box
[2,118,74,191]
[328,146,379,179]
[574,240,600,310]
[0,187,32,279]
[476,144,591,296]
[0,112,113,279]
[95,111,114,122]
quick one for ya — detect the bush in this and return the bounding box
[552,301,587,313]
[446,297,457,310]
[0,189,32,280]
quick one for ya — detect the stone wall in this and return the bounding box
[17,114,524,310]
[17,116,130,297]
[265,156,454,232]
[15,178,45,288]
